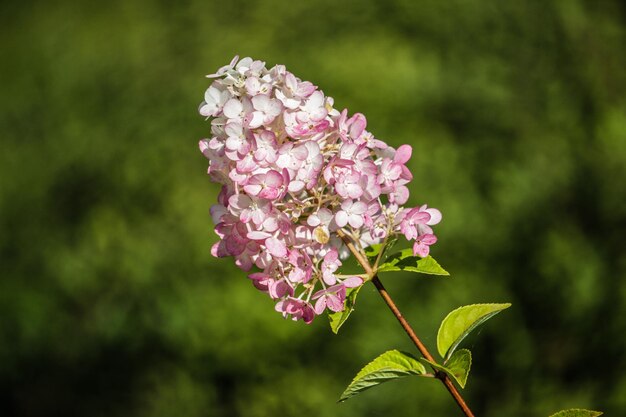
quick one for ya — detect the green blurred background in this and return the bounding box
[1,0,625,416]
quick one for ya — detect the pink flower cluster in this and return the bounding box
[199,56,441,323]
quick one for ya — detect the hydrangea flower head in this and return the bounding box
[199,56,441,324]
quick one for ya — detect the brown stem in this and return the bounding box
[336,229,374,276]
[371,276,476,417]
[336,229,475,417]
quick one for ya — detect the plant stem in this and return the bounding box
[336,229,475,417]
[371,276,475,417]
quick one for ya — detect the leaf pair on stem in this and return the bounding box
[339,303,510,401]
[331,243,601,417]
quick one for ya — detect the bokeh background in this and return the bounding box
[1,0,625,416]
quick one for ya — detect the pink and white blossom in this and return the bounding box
[198,56,442,324]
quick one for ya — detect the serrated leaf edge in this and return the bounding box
[377,254,450,276]
[339,349,427,402]
[548,409,603,417]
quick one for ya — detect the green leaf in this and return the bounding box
[377,249,449,276]
[328,286,362,334]
[437,303,511,358]
[364,237,398,264]
[421,349,472,388]
[339,349,427,402]
[548,409,603,417]
[364,243,384,260]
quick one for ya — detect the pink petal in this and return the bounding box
[393,186,409,205]
[225,136,244,152]
[236,156,257,173]
[349,113,367,138]
[243,184,262,196]
[324,249,338,263]
[412,210,431,224]
[228,194,251,210]
[258,187,279,200]
[346,183,363,199]
[323,271,337,286]
[343,277,363,288]
[326,294,344,312]
[388,164,402,180]
[264,170,284,188]
[274,300,285,313]
[394,144,412,164]
[419,233,438,245]
[250,209,264,226]
[270,279,292,299]
[291,145,309,161]
[247,230,272,240]
[262,216,278,232]
[266,237,287,258]
[314,297,327,315]
[413,241,430,258]
[302,304,315,323]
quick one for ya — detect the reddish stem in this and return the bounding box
[371,276,476,417]
[336,229,475,417]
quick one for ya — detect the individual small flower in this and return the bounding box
[265,236,288,258]
[243,170,286,199]
[224,122,250,155]
[338,110,367,142]
[312,284,347,314]
[297,90,328,123]
[223,98,252,124]
[321,248,342,285]
[335,200,368,229]
[413,233,438,258]
[307,208,334,244]
[399,208,431,241]
[334,171,366,199]
[227,194,270,225]
[275,72,316,109]
[275,297,315,324]
[244,76,271,96]
[288,250,313,283]
[199,86,231,117]
[249,95,283,128]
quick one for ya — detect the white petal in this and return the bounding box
[252,94,269,111]
[204,86,221,105]
[247,112,264,129]
[335,211,348,228]
[223,98,243,119]
[425,208,442,225]
[288,180,305,193]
